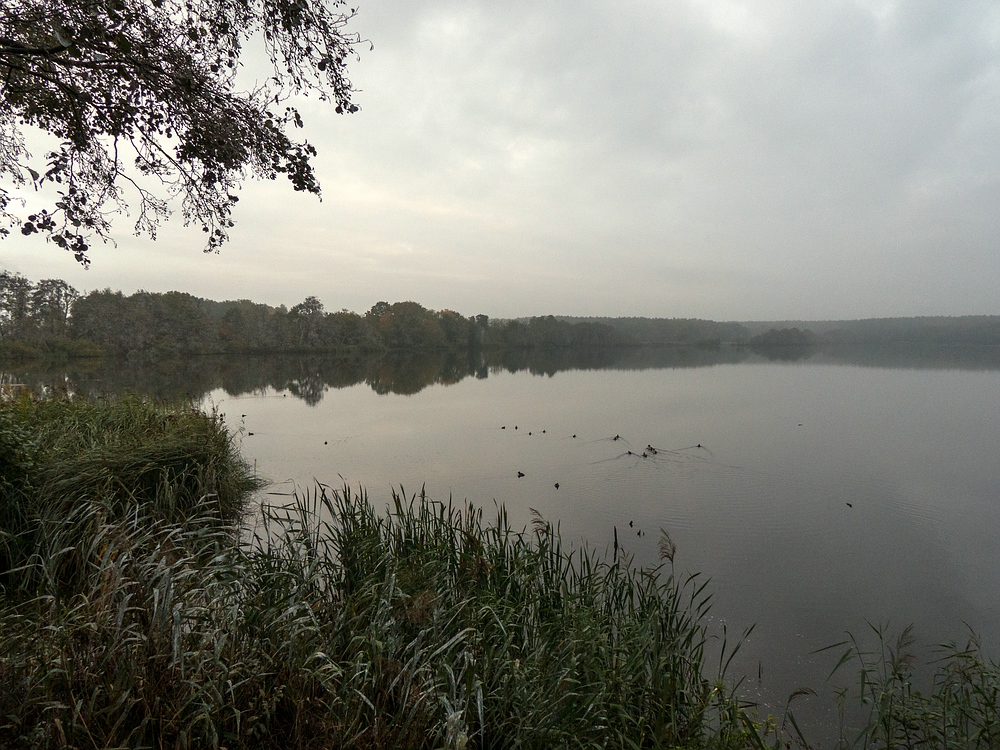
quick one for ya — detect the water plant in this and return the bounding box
[0,471,763,748]
[811,623,1000,749]
[0,392,258,594]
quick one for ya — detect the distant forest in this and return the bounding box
[572,315,1000,348]
[745,317,1000,346]
[0,272,634,358]
[2,270,999,359]
[556,316,750,345]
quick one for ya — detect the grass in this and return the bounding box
[804,623,1000,749]
[0,393,258,594]
[0,479,764,749]
[1,394,998,749]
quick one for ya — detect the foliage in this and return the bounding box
[3,397,999,748]
[558,316,751,346]
[749,328,818,348]
[820,317,1000,347]
[11,271,1000,362]
[72,287,218,355]
[1,0,360,264]
[0,394,764,747]
[743,327,818,362]
[810,623,1000,749]
[0,269,78,341]
[3,274,635,357]
[484,315,633,350]
[0,477,764,749]
[0,392,259,593]
[742,317,1000,347]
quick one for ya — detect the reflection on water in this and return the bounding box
[7,343,1000,406]
[5,344,1000,743]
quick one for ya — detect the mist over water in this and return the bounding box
[8,344,1000,740]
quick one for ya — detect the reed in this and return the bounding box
[0,472,763,748]
[0,392,259,593]
[807,623,1000,749]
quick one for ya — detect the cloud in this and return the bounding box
[4,0,999,319]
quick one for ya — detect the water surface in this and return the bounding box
[8,345,1000,739]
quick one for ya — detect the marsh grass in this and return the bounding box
[247,486,765,749]
[802,623,1000,749]
[0,467,764,748]
[0,393,258,594]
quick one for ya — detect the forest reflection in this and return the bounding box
[6,343,1000,406]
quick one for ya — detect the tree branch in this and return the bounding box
[0,39,72,57]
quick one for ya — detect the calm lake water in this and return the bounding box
[9,344,1000,739]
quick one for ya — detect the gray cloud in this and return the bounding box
[4,0,998,319]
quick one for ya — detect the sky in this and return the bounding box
[3,0,1000,320]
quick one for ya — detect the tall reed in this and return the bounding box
[0,393,258,594]
[809,623,1000,749]
[0,478,763,749]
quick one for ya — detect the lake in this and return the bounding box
[8,343,1000,739]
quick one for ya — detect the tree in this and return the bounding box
[69,288,131,351]
[0,270,32,338]
[288,294,325,348]
[217,299,274,351]
[375,301,446,351]
[1,0,361,265]
[29,277,78,334]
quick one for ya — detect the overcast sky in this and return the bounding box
[4,0,999,320]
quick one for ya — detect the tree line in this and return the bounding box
[7,271,997,360]
[556,316,750,346]
[0,272,630,357]
[747,318,1000,348]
